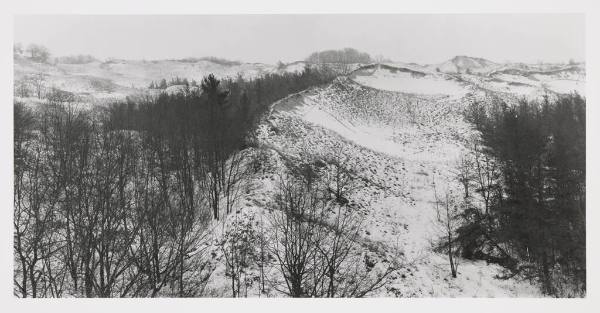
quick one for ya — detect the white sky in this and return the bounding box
[14,14,584,64]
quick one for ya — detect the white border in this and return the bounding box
[1,1,599,312]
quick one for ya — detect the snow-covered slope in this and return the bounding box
[258,60,583,296]
[13,57,282,100]
[350,64,470,97]
[243,75,543,297]
[426,56,585,97]
[15,55,585,104]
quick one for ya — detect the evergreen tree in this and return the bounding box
[159,78,167,89]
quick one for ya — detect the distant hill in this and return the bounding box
[14,52,585,103]
[13,56,283,100]
[431,55,499,74]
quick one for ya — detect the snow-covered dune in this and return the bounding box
[13,57,280,100]
[350,65,470,97]
[543,79,585,95]
[261,78,542,297]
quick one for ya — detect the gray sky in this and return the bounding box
[14,14,585,64]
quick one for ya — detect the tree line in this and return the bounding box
[14,43,51,63]
[148,77,198,89]
[444,93,585,297]
[306,48,372,64]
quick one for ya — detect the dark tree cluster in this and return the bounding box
[14,97,215,298]
[305,48,372,64]
[148,77,198,89]
[55,55,98,64]
[24,44,51,63]
[457,94,586,296]
[13,66,338,298]
[221,66,336,112]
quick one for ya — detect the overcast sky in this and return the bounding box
[14,14,584,64]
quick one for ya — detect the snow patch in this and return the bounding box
[351,67,468,97]
[543,80,585,96]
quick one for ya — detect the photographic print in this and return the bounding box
[11,12,586,299]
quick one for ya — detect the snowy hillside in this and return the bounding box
[208,56,583,297]
[347,60,585,102]
[13,57,310,100]
[350,64,470,97]
[14,54,585,103]
[426,56,585,97]
[228,73,548,297]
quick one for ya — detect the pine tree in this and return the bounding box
[159,78,167,89]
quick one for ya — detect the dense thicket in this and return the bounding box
[141,65,335,121]
[306,48,372,64]
[459,94,585,296]
[13,67,339,297]
[148,77,197,89]
[14,98,214,297]
[55,54,98,64]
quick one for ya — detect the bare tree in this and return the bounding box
[222,150,252,216]
[457,154,474,199]
[316,204,362,297]
[472,142,501,215]
[14,101,64,297]
[26,44,51,63]
[130,151,181,297]
[38,95,94,297]
[268,172,328,297]
[432,175,441,221]
[13,147,61,297]
[142,115,213,297]
[322,147,360,205]
[266,167,393,297]
[221,212,257,297]
[433,188,461,278]
[255,214,268,295]
[30,73,46,99]
[14,78,31,98]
